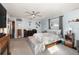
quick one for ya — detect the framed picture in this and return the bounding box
[35,22,40,28]
[48,18,59,29]
[29,21,31,26]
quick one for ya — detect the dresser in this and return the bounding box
[65,33,75,48]
[0,35,11,55]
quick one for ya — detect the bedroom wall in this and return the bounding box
[40,19,49,31]
[9,17,42,38]
[63,9,79,47]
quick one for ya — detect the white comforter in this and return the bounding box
[43,33,60,44]
[33,33,60,44]
[28,33,60,54]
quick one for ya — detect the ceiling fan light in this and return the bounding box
[32,14,35,17]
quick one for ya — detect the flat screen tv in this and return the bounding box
[0,3,6,28]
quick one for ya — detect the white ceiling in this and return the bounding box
[2,3,79,20]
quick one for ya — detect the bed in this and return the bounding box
[28,32,61,54]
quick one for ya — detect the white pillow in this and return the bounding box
[33,33,43,42]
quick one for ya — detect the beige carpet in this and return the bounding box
[3,38,78,55]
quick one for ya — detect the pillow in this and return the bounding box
[33,33,43,42]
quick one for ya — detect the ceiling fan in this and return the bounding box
[25,11,42,19]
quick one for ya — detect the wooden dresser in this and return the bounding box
[65,33,75,48]
[0,35,11,55]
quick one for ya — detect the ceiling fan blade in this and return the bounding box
[36,14,42,17]
[25,11,32,15]
[35,12,40,15]
[32,11,35,14]
[24,13,32,16]
[29,16,35,20]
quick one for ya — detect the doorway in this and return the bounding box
[17,29,22,38]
